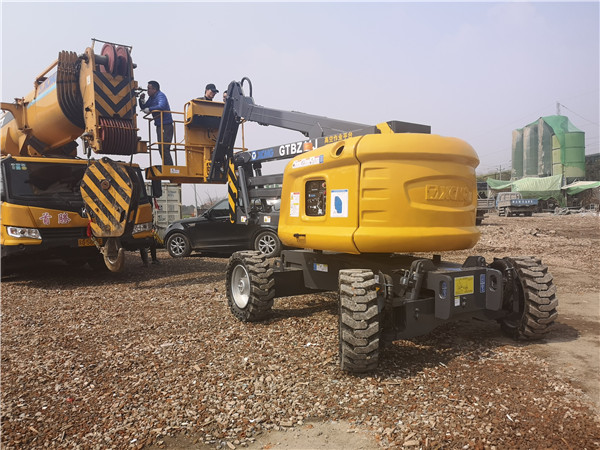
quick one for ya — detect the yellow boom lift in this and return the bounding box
[139,77,558,372]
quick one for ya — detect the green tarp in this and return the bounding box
[514,115,585,175]
[486,175,564,204]
[537,116,583,161]
[485,178,514,190]
[563,181,600,195]
[485,176,600,206]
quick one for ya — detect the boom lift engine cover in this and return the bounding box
[279,133,479,253]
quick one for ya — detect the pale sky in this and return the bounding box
[2,1,598,205]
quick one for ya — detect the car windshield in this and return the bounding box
[209,199,230,217]
[4,160,86,199]
[267,198,280,211]
[2,160,149,203]
[248,198,280,213]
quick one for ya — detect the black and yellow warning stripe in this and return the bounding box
[94,71,136,119]
[80,158,133,237]
[227,159,238,224]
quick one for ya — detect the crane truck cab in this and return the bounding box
[1,155,153,272]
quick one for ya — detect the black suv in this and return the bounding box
[164,198,282,258]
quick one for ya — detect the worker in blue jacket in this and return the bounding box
[139,80,174,165]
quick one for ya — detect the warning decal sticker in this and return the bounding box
[290,192,300,217]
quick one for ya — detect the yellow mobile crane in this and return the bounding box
[139,78,558,372]
[1,40,153,272]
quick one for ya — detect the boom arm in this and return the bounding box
[209,78,375,182]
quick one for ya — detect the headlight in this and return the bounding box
[133,222,153,235]
[6,226,42,240]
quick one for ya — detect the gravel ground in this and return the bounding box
[1,213,599,449]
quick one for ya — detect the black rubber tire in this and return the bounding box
[166,232,192,258]
[226,251,275,322]
[254,230,282,258]
[338,269,381,373]
[491,256,558,340]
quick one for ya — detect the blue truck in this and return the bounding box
[496,192,539,217]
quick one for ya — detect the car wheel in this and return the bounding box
[254,230,281,258]
[166,232,192,258]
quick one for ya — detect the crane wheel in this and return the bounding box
[102,238,125,273]
[226,251,275,322]
[491,256,558,340]
[338,269,381,373]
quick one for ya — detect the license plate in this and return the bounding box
[455,276,474,295]
[78,238,101,247]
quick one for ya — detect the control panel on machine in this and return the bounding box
[305,180,327,216]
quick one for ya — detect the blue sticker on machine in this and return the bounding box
[480,274,486,293]
[250,148,275,161]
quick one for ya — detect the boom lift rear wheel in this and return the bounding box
[226,251,275,322]
[491,256,558,340]
[338,269,381,373]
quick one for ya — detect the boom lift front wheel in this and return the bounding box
[338,269,382,373]
[226,251,275,322]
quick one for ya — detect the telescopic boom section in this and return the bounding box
[0,41,139,158]
[209,78,373,182]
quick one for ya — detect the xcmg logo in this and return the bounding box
[425,184,473,203]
